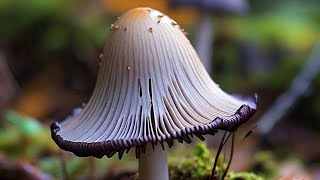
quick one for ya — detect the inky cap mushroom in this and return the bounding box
[51,7,257,179]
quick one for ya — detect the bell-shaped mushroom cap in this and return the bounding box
[51,7,257,158]
[170,0,249,14]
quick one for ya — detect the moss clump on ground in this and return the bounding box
[169,141,264,180]
[228,172,264,180]
[169,142,224,180]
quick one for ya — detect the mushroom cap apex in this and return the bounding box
[113,7,180,29]
[122,7,151,18]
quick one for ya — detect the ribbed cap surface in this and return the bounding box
[51,7,256,158]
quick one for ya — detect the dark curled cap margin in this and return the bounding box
[50,95,257,159]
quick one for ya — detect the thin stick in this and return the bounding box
[221,132,235,179]
[210,131,232,180]
[211,131,226,180]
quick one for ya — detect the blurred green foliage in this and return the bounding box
[210,1,320,94]
[231,13,319,50]
[0,110,137,179]
[0,110,57,158]
[252,151,279,179]
[0,0,108,62]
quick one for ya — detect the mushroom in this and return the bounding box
[51,7,257,180]
[170,0,249,73]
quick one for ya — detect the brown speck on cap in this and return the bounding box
[149,28,152,32]
[171,20,178,26]
[157,20,161,23]
[158,14,164,18]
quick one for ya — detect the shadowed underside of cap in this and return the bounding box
[51,7,257,159]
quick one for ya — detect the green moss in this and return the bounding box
[228,172,264,180]
[169,142,225,180]
[169,141,264,180]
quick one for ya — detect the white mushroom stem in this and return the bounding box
[139,143,169,180]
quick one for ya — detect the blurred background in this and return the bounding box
[0,0,319,179]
